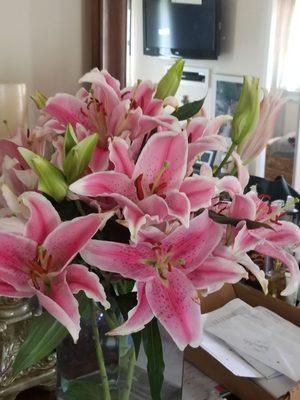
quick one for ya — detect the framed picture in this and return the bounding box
[211,74,243,137]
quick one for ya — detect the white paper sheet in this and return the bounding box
[205,299,300,381]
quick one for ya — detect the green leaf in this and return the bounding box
[155,59,185,100]
[64,123,78,157]
[172,98,205,120]
[142,318,165,400]
[61,379,103,400]
[30,91,48,109]
[12,312,68,375]
[18,147,68,202]
[64,133,99,183]
[208,210,274,230]
[231,76,260,145]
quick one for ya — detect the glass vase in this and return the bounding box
[56,305,183,400]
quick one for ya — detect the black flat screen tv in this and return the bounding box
[143,0,221,60]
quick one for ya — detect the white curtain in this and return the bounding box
[270,0,300,91]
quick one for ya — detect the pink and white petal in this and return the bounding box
[107,282,153,336]
[162,211,223,273]
[133,131,188,195]
[44,93,92,130]
[0,217,25,235]
[236,253,268,294]
[255,241,300,296]
[0,281,32,298]
[89,147,109,172]
[81,240,156,281]
[137,226,167,245]
[180,176,216,211]
[66,264,110,309]
[138,195,169,222]
[122,202,148,242]
[1,184,23,215]
[146,269,202,351]
[108,137,134,178]
[43,213,105,272]
[186,117,207,142]
[164,190,191,227]
[217,176,243,196]
[263,221,300,247]
[69,171,137,202]
[231,152,249,190]
[21,192,61,244]
[233,223,261,254]
[188,256,248,290]
[205,115,233,136]
[34,278,80,343]
[229,194,256,221]
[0,232,36,289]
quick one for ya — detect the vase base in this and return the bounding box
[58,366,182,400]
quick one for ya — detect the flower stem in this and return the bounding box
[91,301,111,400]
[213,142,236,177]
[120,346,136,400]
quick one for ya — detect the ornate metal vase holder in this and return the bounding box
[0,297,56,400]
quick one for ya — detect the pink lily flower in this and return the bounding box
[223,191,300,295]
[237,91,287,164]
[70,131,190,239]
[0,191,110,342]
[42,69,179,173]
[186,115,232,174]
[80,211,247,350]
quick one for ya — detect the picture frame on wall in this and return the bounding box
[211,74,243,137]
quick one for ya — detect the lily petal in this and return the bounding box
[188,256,248,292]
[69,171,137,202]
[164,190,191,227]
[217,176,243,196]
[81,240,156,281]
[34,277,80,342]
[230,194,256,221]
[180,176,216,211]
[66,264,110,309]
[0,232,36,289]
[146,269,202,351]
[43,213,105,271]
[236,253,268,294]
[162,211,223,273]
[109,137,134,178]
[133,131,188,195]
[107,282,153,335]
[21,192,61,244]
[263,221,300,247]
[255,241,300,296]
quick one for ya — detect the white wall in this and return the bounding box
[130,0,273,111]
[0,0,91,126]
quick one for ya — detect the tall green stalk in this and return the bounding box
[213,142,236,177]
[91,301,111,400]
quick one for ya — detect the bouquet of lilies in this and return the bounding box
[0,60,299,399]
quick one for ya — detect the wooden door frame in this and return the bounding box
[91,0,128,87]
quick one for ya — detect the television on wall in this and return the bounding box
[143,0,221,60]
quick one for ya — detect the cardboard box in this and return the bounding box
[184,283,300,400]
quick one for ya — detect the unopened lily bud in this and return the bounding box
[231,76,260,145]
[30,91,48,110]
[18,147,68,202]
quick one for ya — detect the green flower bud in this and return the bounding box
[30,91,48,110]
[63,133,99,183]
[231,76,260,145]
[155,59,185,100]
[18,147,68,202]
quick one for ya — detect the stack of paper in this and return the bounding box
[201,299,300,397]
